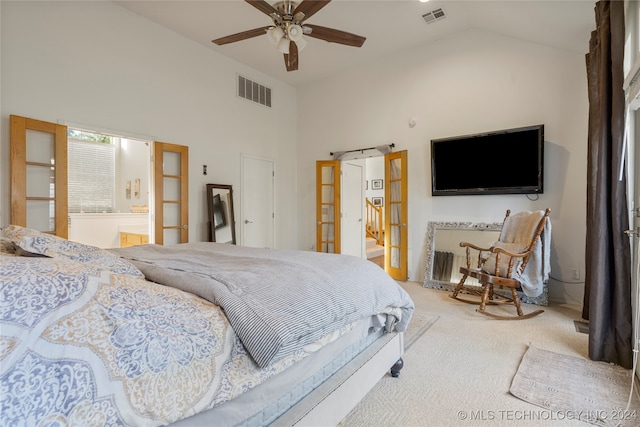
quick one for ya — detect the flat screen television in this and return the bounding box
[431,124,544,196]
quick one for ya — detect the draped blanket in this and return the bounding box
[499,210,552,297]
[111,243,414,368]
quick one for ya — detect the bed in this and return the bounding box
[0,225,414,426]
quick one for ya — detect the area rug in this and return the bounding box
[403,313,440,350]
[510,346,640,427]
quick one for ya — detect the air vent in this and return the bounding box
[422,8,446,24]
[238,75,272,108]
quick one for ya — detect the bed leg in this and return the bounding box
[390,358,404,378]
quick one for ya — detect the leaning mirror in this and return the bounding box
[423,220,502,291]
[423,220,548,306]
[206,184,236,244]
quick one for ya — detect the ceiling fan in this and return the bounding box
[212,0,366,72]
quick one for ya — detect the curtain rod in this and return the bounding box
[329,143,394,157]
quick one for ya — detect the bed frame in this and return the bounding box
[272,332,404,426]
[170,331,404,426]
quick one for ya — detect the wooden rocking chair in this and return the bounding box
[449,208,551,320]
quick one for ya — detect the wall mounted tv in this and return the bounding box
[431,124,544,196]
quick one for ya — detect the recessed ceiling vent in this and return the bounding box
[238,75,272,108]
[422,8,446,24]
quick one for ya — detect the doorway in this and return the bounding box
[364,156,385,267]
[316,150,408,280]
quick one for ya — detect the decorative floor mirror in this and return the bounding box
[423,220,548,306]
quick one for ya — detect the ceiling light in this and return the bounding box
[277,37,290,54]
[294,36,307,51]
[288,24,304,42]
[268,23,308,55]
[267,26,284,45]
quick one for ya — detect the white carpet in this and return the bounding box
[339,282,634,427]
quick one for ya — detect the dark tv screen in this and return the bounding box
[431,124,544,196]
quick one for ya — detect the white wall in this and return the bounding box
[115,138,150,214]
[0,1,299,248]
[1,2,591,306]
[297,29,589,305]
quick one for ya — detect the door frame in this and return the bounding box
[10,115,68,237]
[315,151,408,279]
[384,150,408,280]
[153,142,189,245]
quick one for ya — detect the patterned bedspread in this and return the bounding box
[0,227,368,426]
[0,225,414,426]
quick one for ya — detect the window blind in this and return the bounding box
[68,139,115,213]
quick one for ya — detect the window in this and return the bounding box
[67,130,116,213]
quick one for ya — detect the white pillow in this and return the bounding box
[2,225,143,277]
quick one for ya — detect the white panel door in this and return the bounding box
[241,154,275,248]
[341,161,365,258]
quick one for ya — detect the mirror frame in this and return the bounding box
[206,184,236,244]
[423,220,548,306]
[423,220,502,291]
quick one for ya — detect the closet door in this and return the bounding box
[384,150,408,280]
[10,115,68,237]
[153,142,189,245]
[316,160,341,253]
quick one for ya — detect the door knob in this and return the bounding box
[182,224,188,230]
[245,219,253,224]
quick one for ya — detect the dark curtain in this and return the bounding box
[583,0,632,369]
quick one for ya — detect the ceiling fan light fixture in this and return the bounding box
[294,35,307,51]
[267,26,284,45]
[277,37,290,54]
[288,24,304,42]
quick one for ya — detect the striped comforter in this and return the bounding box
[111,242,415,368]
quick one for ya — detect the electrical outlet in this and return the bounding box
[572,269,581,280]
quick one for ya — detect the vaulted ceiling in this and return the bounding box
[116,0,597,87]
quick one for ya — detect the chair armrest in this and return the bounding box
[490,246,531,259]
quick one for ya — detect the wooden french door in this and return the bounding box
[384,150,408,280]
[10,115,68,237]
[316,160,341,253]
[153,142,189,245]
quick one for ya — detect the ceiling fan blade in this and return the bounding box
[292,0,332,22]
[305,24,365,47]
[212,26,271,45]
[245,0,280,17]
[284,42,299,71]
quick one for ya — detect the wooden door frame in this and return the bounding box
[384,150,408,280]
[316,160,341,253]
[153,142,189,244]
[10,115,68,237]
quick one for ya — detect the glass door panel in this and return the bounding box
[11,115,68,237]
[26,165,54,198]
[153,142,189,245]
[26,200,55,231]
[163,229,181,246]
[385,151,408,279]
[316,161,341,253]
[26,130,54,163]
